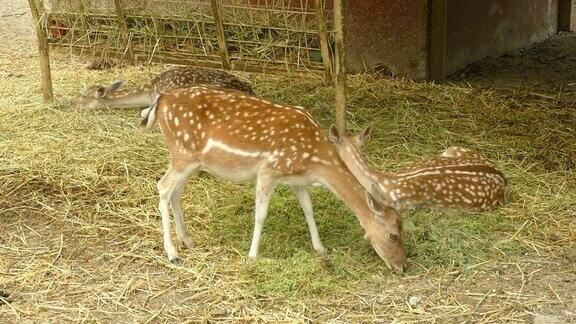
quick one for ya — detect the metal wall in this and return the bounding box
[345,0,428,80]
[445,0,559,76]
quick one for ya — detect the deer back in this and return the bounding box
[386,155,506,211]
[151,67,254,95]
[151,86,341,178]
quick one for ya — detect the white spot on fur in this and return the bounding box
[201,138,266,158]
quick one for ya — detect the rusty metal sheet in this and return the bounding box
[344,0,428,80]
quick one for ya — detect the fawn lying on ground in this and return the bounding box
[329,126,506,212]
[71,66,254,113]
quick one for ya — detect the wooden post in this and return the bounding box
[558,0,572,32]
[210,0,230,69]
[28,0,53,103]
[429,0,447,81]
[113,0,134,61]
[333,0,346,132]
[314,0,333,83]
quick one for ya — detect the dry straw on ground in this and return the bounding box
[1,7,576,321]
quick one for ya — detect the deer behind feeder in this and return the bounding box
[71,66,254,113]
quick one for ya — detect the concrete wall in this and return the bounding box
[445,0,559,76]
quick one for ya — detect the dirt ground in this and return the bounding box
[450,31,576,91]
[1,1,575,323]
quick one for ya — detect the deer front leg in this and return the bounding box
[248,175,276,258]
[157,162,197,264]
[292,186,325,253]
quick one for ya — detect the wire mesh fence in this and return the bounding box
[39,0,335,76]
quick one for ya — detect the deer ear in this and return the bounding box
[329,124,341,145]
[107,79,124,92]
[356,125,372,145]
[366,182,385,214]
[367,183,400,222]
[365,191,383,214]
[371,181,384,198]
[95,86,106,98]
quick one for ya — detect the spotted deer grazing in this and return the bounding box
[140,86,407,273]
[71,66,254,112]
[329,126,506,212]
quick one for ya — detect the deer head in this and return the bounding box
[70,80,144,109]
[364,183,406,272]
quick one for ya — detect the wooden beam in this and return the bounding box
[314,0,333,83]
[558,0,572,32]
[333,0,347,132]
[28,0,53,103]
[429,0,447,81]
[60,45,326,77]
[210,0,230,69]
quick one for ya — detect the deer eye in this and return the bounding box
[389,234,398,242]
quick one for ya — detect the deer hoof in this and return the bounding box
[169,257,182,266]
[181,237,194,249]
[315,246,326,254]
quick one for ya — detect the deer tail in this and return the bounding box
[140,93,161,130]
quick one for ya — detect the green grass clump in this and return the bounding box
[240,251,346,296]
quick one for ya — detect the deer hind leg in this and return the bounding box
[248,175,277,258]
[292,186,325,253]
[170,165,199,249]
[157,161,198,264]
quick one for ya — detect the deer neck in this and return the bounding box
[316,161,377,230]
[338,142,395,192]
[103,85,153,108]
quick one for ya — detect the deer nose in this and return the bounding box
[392,262,406,274]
